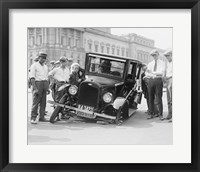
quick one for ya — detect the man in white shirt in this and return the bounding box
[48,56,71,103]
[30,52,49,124]
[163,50,172,122]
[49,60,56,71]
[146,49,165,120]
[48,60,56,100]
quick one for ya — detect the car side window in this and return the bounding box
[135,64,142,79]
[88,56,125,78]
[127,62,137,80]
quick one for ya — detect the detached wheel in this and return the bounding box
[50,95,67,123]
[115,101,129,125]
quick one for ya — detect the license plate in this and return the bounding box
[77,104,95,119]
[78,104,94,111]
[77,111,95,119]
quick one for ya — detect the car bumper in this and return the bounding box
[48,100,116,120]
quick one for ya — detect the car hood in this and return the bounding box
[85,75,122,87]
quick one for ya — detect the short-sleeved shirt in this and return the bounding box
[147,59,165,77]
[166,61,172,78]
[30,62,48,81]
[48,67,70,82]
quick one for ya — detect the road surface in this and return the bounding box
[28,89,172,145]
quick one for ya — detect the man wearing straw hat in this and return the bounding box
[146,49,165,120]
[163,49,173,122]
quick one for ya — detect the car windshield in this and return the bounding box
[88,55,125,78]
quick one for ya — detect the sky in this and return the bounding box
[111,28,172,50]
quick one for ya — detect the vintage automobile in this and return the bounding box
[48,52,143,125]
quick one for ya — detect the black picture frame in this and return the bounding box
[0,0,199,171]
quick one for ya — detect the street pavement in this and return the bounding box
[28,89,172,145]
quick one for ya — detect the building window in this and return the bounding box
[88,39,93,52]
[68,37,74,47]
[100,42,105,53]
[88,43,92,51]
[106,47,110,54]
[126,50,129,57]
[117,49,120,55]
[94,41,99,53]
[112,47,115,55]
[141,54,144,61]
[75,30,81,37]
[75,30,81,48]
[29,36,34,46]
[36,28,41,35]
[61,36,67,46]
[111,45,115,55]
[75,39,80,48]
[101,46,104,53]
[95,44,98,52]
[106,44,110,54]
[138,53,141,60]
[69,29,74,36]
[121,49,125,56]
[29,28,34,35]
[68,37,71,46]
[37,35,42,45]
[145,55,148,63]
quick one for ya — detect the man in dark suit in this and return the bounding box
[146,49,165,120]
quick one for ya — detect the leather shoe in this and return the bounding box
[165,116,172,120]
[31,119,37,124]
[168,119,172,123]
[159,116,165,121]
[147,115,153,119]
[39,117,49,122]
[154,114,159,117]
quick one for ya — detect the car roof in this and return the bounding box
[87,52,143,64]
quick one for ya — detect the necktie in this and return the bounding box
[154,60,157,72]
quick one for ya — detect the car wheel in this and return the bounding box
[129,102,138,109]
[121,101,129,119]
[50,95,67,123]
[115,101,129,125]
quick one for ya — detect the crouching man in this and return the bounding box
[48,56,71,103]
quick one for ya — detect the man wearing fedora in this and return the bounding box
[29,52,50,124]
[146,49,165,120]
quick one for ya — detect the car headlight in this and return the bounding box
[103,92,112,103]
[68,85,78,95]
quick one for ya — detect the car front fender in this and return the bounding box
[112,97,127,110]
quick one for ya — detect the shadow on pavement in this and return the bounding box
[28,110,172,132]
[122,110,172,128]
[28,135,71,144]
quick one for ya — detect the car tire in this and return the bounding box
[130,102,138,109]
[50,95,67,123]
[115,101,129,125]
[121,101,129,119]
